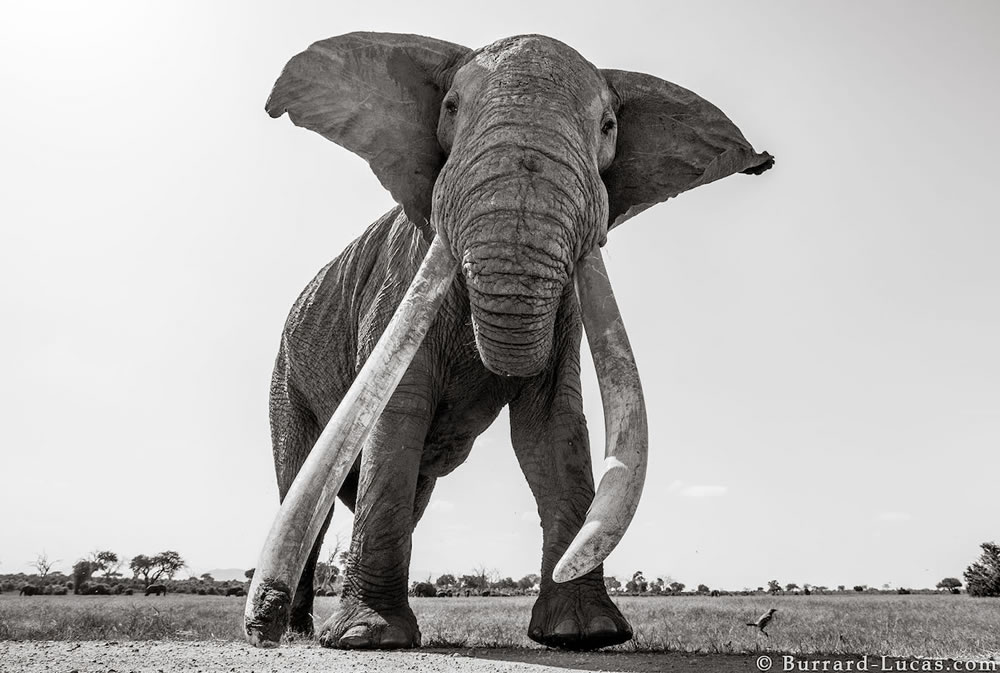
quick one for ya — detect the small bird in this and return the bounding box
[746,608,778,637]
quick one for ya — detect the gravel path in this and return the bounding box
[0,641,761,672]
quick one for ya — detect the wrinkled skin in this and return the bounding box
[265,33,771,650]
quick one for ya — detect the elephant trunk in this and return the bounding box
[552,245,649,583]
[243,236,456,647]
[463,238,568,377]
[444,140,600,378]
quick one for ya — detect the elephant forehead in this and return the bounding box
[463,36,608,110]
[474,35,589,72]
[475,37,532,71]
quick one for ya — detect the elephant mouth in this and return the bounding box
[243,237,648,647]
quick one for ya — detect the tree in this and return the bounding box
[459,574,486,591]
[200,573,215,583]
[129,551,186,586]
[31,551,58,577]
[91,551,122,578]
[314,533,347,593]
[767,580,782,594]
[493,577,516,591]
[668,581,685,593]
[853,585,866,592]
[697,584,710,594]
[435,574,456,589]
[604,576,621,592]
[517,574,539,591]
[467,565,491,591]
[964,542,1000,598]
[315,557,340,594]
[625,570,647,594]
[72,560,95,594]
[245,568,255,580]
[129,555,153,582]
[785,583,799,592]
[936,577,962,591]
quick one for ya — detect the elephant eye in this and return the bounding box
[444,97,459,115]
[601,118,616,135]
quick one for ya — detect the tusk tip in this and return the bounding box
[552,559,586,584]
[245,632,281,648]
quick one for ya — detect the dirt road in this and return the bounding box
[0,641,773,672]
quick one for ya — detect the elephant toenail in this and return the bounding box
[586,616,618,635]
[339,625,373,648]
[554,619,580,636]
[380,625,413,648]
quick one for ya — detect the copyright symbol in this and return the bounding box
[757,655,773,671]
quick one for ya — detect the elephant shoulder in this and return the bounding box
[353,209,430,370]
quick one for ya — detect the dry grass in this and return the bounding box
[1,593,997,659]
[0,595,243,641]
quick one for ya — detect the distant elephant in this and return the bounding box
[144,584,167,596]
[245,32,771,651]
[225,586,246,597]
[411,582,437,598]
[19,585,40,596]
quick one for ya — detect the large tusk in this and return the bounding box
[552,246,649,583]
[244,235,456,647]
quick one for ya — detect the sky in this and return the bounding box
[1,1,998,592]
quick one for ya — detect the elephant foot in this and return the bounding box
[318,597,420,649]
[288,608,315,638]
[529,581,632,650]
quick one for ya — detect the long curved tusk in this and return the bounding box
[552,246,649,584]
[244,235,456,647]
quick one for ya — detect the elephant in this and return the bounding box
[19,585,40,596]
[410,582,437,598]
[244,32,772,651]
[144,584,167,596]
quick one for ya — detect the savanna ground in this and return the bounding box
[1,593,998,672]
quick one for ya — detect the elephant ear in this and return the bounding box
[266,32,472,233]
[601,69,774,230]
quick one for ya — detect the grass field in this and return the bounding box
[1,593,997,660]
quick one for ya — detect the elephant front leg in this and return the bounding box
[510,389,633,650]
[317,399,430,649]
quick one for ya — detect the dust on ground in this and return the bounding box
[0,640,787,672]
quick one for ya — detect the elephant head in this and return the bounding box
[246,32,771,645]
[265,33,771,377]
